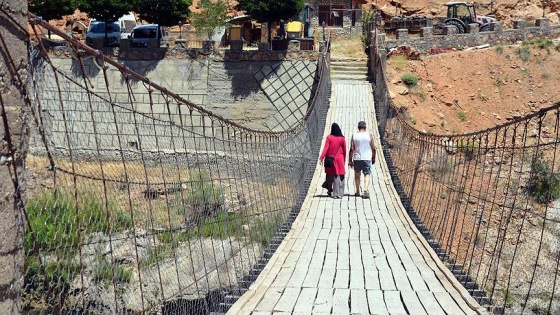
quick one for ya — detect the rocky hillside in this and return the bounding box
[373,0,560,26]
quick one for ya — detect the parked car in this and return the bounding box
[118,13,137,39]
[86,21,121,47]
[85,13,137,47]
[129,24,168,48]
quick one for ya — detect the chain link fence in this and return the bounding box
[373,47,560,314]
[14,14,331,314]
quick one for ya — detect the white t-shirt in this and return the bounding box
[352,132,372,160]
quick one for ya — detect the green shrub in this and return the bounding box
[24,189,130,307]
[93,258,132,284]
[457,139,479,160]
[391,55,408,70]
[25,189,130,254]
[524,38,553,49]
[192,211,246,239]
[515,46,531,62]
[495,45,504,55]
[527,152,560,204]
[427,156,455,181]
[401,73,419,86]
[185,171,224,209]
[250,212,284,247]
[457,111,467,122]
[411,86,427,100]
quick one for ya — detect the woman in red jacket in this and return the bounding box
[319,123,346,198]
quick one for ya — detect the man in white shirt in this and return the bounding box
[348,121,376,199]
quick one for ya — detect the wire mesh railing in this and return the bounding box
[373,47,560,314]
[6,11,331,314]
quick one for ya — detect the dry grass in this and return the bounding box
[26,155,291,229]
[330,35,367,59]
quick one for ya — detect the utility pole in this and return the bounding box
[0,0,28,314]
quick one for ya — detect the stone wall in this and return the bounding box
[0,1,27,314]
[33,55,319,154]
[381,19,560,53]
[50,43,322,62]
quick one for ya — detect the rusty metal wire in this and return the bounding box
[11,11,332,315]
[373,49,560,314]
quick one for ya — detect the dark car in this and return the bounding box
[86,21,121,47]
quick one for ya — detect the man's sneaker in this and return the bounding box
[363,191,370,199]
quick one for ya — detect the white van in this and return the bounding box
[118,13,137,39]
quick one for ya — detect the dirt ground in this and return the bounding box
[385,40,560,135]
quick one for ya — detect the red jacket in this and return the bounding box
[320,135,346,175]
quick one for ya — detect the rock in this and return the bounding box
[425,82,433,92]
[389,90,396,99]
[398,87,409,95]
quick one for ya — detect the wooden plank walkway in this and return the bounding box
[228,81,488,315]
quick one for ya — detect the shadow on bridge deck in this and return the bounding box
[228,81,488,315]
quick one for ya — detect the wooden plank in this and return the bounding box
[273,287,301,313]
[351,288,369,314]
[293,287,317,314]
[383,290,407,315]
[433,291,467,315]
[378,271,396,291]
[312,287,333,313]
[332,288,350,314]
[301,267,322,288]
[317,266,336,288]
[401,290,428,315]
[364,267,380,290]
[407,271,430,292]
[416,291,447,315]
[253,287,283,312]
[367,290,389,315]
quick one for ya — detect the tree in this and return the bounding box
[134,0,192,27]
[236,0,305,43]
[78,0,132,23]
[29,0,76,38]
[190,0,229,40]
[29,0,76,21]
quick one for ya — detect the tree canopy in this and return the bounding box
[235,0,305,24]
[190,0,229,40]
[134,0,192,27]
[78,0,132,23]
[29,0,76,21]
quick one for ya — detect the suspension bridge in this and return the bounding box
[227,81,485,314]
[2,7,560,315]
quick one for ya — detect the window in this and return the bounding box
[319,5,344,27]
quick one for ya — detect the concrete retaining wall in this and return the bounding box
[34,56,318,153]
